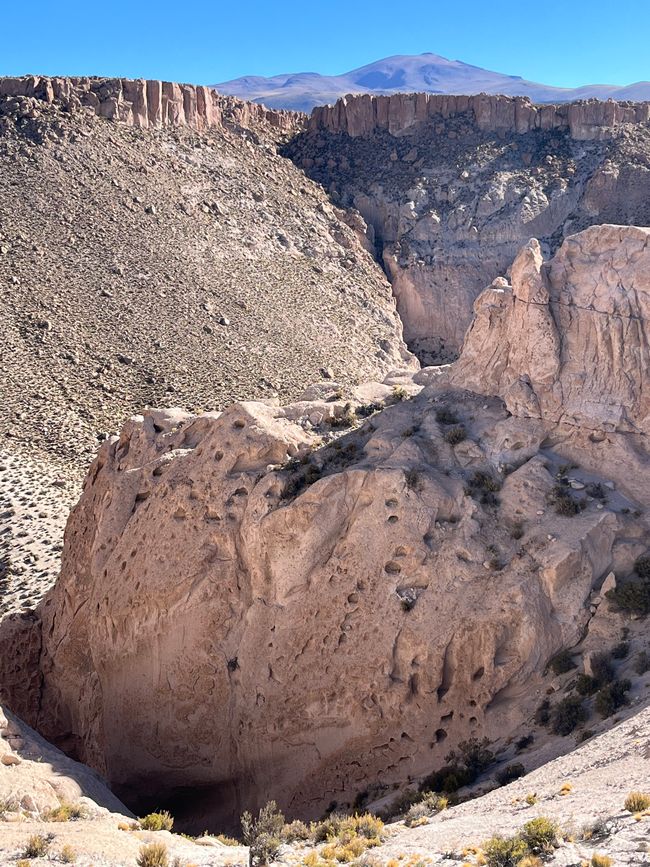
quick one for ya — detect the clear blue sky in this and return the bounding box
[2,0,649,88]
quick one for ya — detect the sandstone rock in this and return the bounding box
[452,225,650,434]
[0,75,302,134]
[0,374,631,829]
[310,92,650,141]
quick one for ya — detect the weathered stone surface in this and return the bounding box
[287,94,650,361]
[0,75,302,133]
[452,225,650,433]
[310,92,650,141]
[0,374,632,828]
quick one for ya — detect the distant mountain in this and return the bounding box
[214,52,650,112]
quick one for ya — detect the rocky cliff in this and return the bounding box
[309,92,650,141]
[1,225,648,830]
[287,94,650,361]
[0,75,301,133]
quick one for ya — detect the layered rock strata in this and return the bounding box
[0,75,301,133]
[1,226,648,829]
[310,92,650,141]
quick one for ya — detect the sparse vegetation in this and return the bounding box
[624,791,650,812]
[594,678,631,717]
[137,842,169,867]
[0,797,17,818]
[60,844,78,863]
[483,834,528,866]
[45,801,87,822]
[282,820,311,843]
[435,406,459,425]
[392,385,408,402]
[548,483,584,516]
[24,835,50,858]
[635,650,650,674]
[404,793,448,826]
[465,470,502,506]
[215,833,241,846]
[495,763,526,786]
[521,816,559,852]
[591,855,613,867]
[549,648,576,675]
[611,641,629,659]
[515,733,534,752]
[241,800,285,864]
[444,425,466,445]
[421,737,495,793]
[590,653,615,687]
[524,793,537,806]
[550,695,586,735]
[404,468,423,492]
[575,674,597,696]
[140,811,174,832]
[606,554,650,615]
[534,698,551,726]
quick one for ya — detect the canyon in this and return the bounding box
[1,75,650,865]
[287,91,650,360]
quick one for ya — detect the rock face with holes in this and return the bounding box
[2,225,649,830]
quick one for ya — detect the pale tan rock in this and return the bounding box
[452,225,650,433]
[0,377,631,828]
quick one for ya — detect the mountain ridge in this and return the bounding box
[214,51,650,111]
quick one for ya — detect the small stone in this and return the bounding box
[218,316,230,326]
[320,367,334,380]
[1,753,20,766]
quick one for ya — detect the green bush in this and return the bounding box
[634,554,650,579]
[483,835,528,867]
[612,641,629,659]
[594,679,631,718]
[420,738,494,794]
[607,578,650,615]
[549,649,576,675]
[241,800,285,864]
[635,650,650,675]
[139,811,174,832]
[575,674,597,696]
[590,653,615,687]
[534,698,551,726]
[550,695,586,735]
[495,763,526,786]
[521,816,559,852]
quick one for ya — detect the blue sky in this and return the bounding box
[2,0,649,88]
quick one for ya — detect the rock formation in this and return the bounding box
[2,225,648,831]
[309,92,650,141]
[0,76,301,133]
[286,94,650,361]
[452,224,650,434]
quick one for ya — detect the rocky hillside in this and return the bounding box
[2,225,648,839]
[0,77,410,470]
[0,76,413,614]
[285,92,650,361]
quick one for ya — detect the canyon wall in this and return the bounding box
[310,92,650,141]
[0,75,301,133]
[288,94,650,361]
[1,225,648,830]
